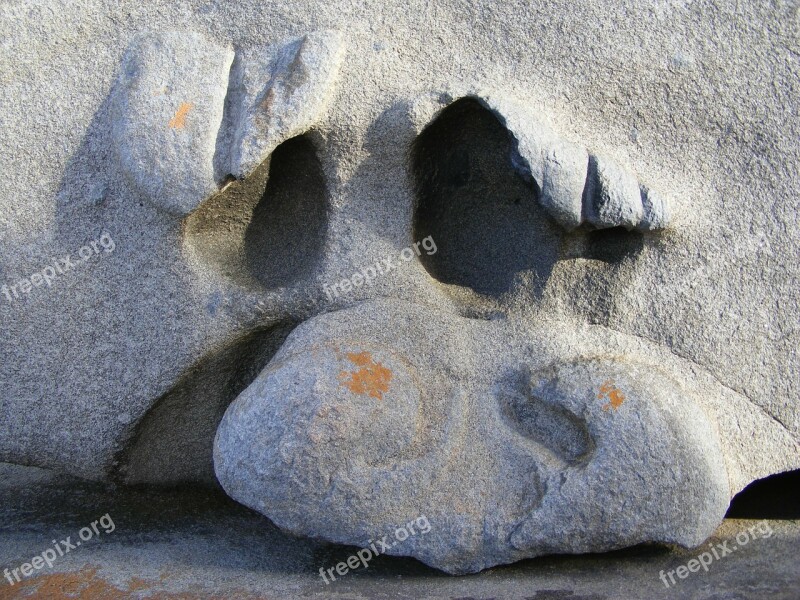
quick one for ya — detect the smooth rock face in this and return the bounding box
[215,299,731,573]
[111,31,234,216]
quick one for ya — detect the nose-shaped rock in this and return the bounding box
[214,342,425,531]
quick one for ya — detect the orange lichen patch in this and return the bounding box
[0,566,262,599]
[598,379,625,411]
[168,102,194,129]
[338,351,392,400]
[0,566,128,599]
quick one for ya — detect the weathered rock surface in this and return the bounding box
[111,31,234,216]
[586,155,645,230]
[214,298,791,573]
[222,30,345,180]
[0,0,798,576]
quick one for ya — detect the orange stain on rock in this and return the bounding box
[0,566,261,599]
[0,566,134,599]
[338,351,392,400]
[168,102,194,129]
[598,379,625,411]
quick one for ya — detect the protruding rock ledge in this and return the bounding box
[410,90,673,233]
[111,30,344,216]
[111,31,234,216]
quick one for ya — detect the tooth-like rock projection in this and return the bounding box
[111,31,234,216]
[411,92,672,232]
[111,30,344,215]
[221,31,345,180]
[214,298,738,574]
[639,184,671,230]
[585,155,645,230]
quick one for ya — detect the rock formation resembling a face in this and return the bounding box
[3,19,799,577]
[94,28,800,573]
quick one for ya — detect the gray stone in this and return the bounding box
[111,31,234,216]
[639,184,671,230]
[222,31,345,180]
[214,298,763,573]
[0,0,798,578]
[586,155,644,230]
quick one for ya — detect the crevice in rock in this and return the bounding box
[112,320,297,486]
[726,468,800,519]
[559,225,645,265]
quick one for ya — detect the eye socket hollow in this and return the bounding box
[411,98,562,298]
[499,384,594,465]
[183,134,328,289]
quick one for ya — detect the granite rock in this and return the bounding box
[0,0,798,575]
[111,31,234,216]
[223,31,345,180]
[215,298,775,573]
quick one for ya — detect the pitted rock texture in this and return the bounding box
[1,0,799,575]
[216,299,737,574]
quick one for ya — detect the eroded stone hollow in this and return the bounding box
[183,135,328,289]
[412,98,562,297]
[115,321,297,485]
[244,136,328,287]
